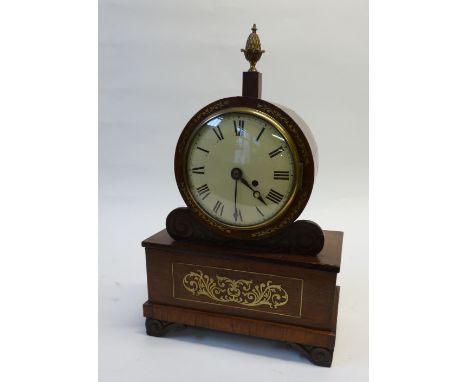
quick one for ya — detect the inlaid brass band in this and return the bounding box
[172,263,303,317]
[182,270,289,309]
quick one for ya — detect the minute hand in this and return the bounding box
[239,177,268,206]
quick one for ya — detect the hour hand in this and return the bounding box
[239,177,254,191]
[253,190,268,206]
[239,177,267,206]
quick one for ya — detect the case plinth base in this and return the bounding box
[142,229,343,367]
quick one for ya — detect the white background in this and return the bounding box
[99,0,368,381]
[2,1,468,382]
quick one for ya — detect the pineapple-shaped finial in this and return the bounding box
[241,24,265,72]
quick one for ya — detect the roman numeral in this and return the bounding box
[256,127,265,141]
[196,146,210,154]
[213,200,224,216]
[212,126,224,141]
[269,146,284,158]
[273,170,289,180]
[233,208,243,222]
[191,166,205,174]
[233,120,245,136]
[196,184,210,200]
[255,206,264,217]
[266,189,284,204]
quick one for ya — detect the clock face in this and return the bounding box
[185,110,299,228]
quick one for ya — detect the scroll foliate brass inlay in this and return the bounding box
[182,270,289,309]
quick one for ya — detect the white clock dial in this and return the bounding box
[185,111,297,227]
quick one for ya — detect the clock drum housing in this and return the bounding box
[175,96,318,240]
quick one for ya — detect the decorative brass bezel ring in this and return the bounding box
[174,96,315,240]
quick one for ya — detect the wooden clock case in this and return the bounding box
[142,72,343,367]
[174,94,318,241]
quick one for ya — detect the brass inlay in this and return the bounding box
[182,269,289,309]
[172,263,304,317]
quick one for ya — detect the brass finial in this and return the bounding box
[241,24,265,72]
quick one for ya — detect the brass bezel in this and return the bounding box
[181,106,302,232]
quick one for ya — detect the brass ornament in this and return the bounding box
[182,270,289,309]
[241,24,265,72]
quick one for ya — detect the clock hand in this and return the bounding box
[231,168,242,221]
[253,190,268,206]
[239,176,254,191]
[233,179,239,221]
[231,167,267,206]
[239,177,268,206]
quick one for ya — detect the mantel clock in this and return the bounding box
[142,25,343,367]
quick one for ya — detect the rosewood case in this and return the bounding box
[142,229,342,367]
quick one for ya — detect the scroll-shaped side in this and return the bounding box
[166,207,324,255]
